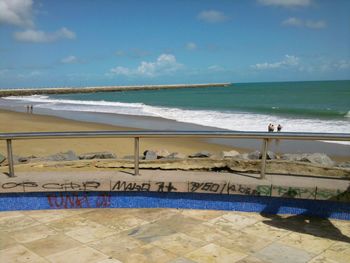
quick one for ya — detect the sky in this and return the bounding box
[0,0,349,88]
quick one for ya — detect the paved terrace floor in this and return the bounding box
[0,208,350,263]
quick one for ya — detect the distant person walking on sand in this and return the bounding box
[26,105,29,113]
[30,105,33,114]
[268,123,274,132]
[277,124,282,132]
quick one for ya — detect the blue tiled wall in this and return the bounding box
[0,191,349,220]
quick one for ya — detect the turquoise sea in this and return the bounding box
[2,80,350,139]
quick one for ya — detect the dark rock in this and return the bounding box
[144,150,158,160]
[0,153,6,164]
[143,149,170,160]
[79,152,116,160]
[189,151,212,158]
[281,153,334,166]
[154,149,170,159]
[266,151,276,160]
[18,157,29,163]
[248,151,261,160]
[246,151,276,160]
[46,151,78,161]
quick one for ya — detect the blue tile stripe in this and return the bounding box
[0,191,349,220]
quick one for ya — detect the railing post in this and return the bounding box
[260,138,268,179]
[6,139,15,177]
[134,137,140,176]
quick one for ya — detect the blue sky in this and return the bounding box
[0,0,349,88]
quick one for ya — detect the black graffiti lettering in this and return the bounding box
[202,182,220,192]
[112,181,150,191]
[189,182,221,193]
[2,182,20,189]
[239,185,251,194]
[112,181,126,191]
[227,183,236,194]
[83,181,100,191]
[2,182,38,191]
[156,182,177,193]
[256,185,271,196]
[140,183,151,191]
[62,182,81,191]
[189,182,203,192]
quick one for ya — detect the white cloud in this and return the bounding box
[14,27,76,42]
[258,0,312,8]
[109,53,183,77]
[61,55,78,64]
[185,42,197,51]
[305,20,326,29]
[0,0,34,27]
[335,60,350,70]
[0,0,78,44]
[110,66,132,75]
[282,17,303,27]
[282,17,326,29]
[252,55,299,70]
[197,10,230,23]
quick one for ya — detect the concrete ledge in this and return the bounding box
[1,170,349,202]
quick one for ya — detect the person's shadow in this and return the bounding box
[260,186,350,243]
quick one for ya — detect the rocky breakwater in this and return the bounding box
[1,149,349,178]
[0,83,230,97]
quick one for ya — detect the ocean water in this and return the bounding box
[3,80,350,139]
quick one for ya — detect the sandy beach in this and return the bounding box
[0,109,235,159]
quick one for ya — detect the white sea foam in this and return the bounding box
[4,95,350,145]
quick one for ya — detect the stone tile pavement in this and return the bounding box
[0,208,349,263]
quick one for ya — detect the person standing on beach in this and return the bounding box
[268,123,274,132]
[277,124,282,132]
[30,105,33,114]
[26,105,29,113]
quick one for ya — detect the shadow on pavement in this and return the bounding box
[260,186,350,243]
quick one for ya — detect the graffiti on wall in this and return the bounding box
[0,179,349,203]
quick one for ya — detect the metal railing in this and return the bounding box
[1,131,349,178]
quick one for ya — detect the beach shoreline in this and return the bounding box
[1,99,349,160]
[0,108,239,159]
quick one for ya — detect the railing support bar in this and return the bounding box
[6,139,15,177]
[134,137,140,176]
[260,138,268,179]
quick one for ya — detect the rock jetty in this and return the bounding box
[0,83,230,97]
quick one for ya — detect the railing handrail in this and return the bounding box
[0,130,350,141]
[1,130,349,178]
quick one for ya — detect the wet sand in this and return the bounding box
[0,109,234,158]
